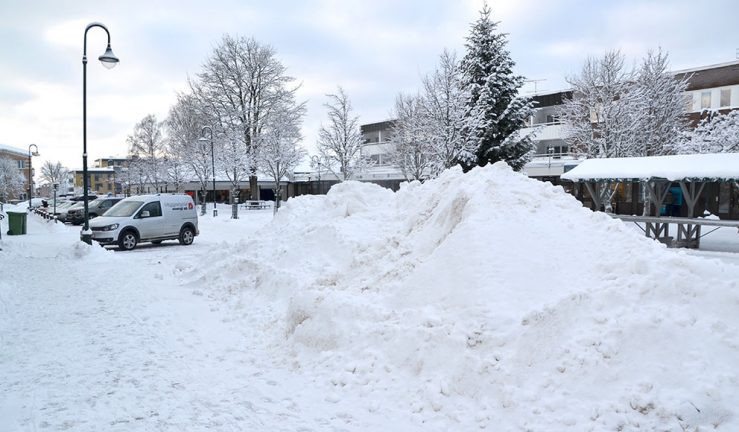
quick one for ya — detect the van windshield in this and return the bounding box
[104,201,144,217]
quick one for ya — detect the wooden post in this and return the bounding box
[679,181,705,218]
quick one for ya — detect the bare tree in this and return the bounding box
[258,94,307,211]
[316,87,366,181]
[559,50,642,159]
[40,161,68,188]
[634,48,690,156]
[167,93,211,211]
[127,114,166,193]
[162,143,187,193]
[0,157,25,202]
[217,127,250,219]
[190,34,297,201]
[421,49,471,176]
[387,93,432,181]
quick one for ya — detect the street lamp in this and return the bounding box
[310,155,322,195]
[53,183,59,222]
[199,126,217,217]
[81,22,119,244]
[27,144,40,209]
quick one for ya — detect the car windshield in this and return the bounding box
[104,201,144,217]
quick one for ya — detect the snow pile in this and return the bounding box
[194,163,739,430]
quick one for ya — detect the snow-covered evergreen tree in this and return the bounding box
[421,49,472,177]
[634,48,690,156]
[559,50,642,158]
[316,87,367,181]
[0,157,25,201]
[460,4,535,171]
[675,110,739,154]
[387,93,432,181]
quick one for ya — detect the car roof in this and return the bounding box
[119,194,194,203]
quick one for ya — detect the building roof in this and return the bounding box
[561,153,739,182]
[70,167,116,173]
[674,60,739,91]
[0,143,27,158]
[360,120,396,133]
[531,89,573,108]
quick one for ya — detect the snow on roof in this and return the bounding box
[670,59,739,76]
[0,143,27,157]
[561,153,739,182]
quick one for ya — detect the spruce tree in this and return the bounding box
[460,4,534,171]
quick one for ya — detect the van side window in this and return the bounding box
[139,201,162,217]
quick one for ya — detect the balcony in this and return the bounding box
[522,122,565,142]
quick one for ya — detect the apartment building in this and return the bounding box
[70,167,118,196]
[676,60,739,120]
[521,59,739,180]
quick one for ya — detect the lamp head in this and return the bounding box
[99,44,119,69]
[32,151,40,157]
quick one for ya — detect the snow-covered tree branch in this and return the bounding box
[0,157,25,201]
[127,114,166,193]
[316,87,367,181]
[258,93,306,211]
[387,93,432,181]
[421,49,471,177]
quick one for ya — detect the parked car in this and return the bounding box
[69,195,98,202]
[51,201,75,216]
[68,197,123,225]
[89,194,199,251]
[58,202,85,223]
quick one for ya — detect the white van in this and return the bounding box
[89,194,199,251]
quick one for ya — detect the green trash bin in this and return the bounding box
[7,211,27,235]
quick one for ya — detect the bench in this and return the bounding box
[242,200,271,210]
[611,214,739,248]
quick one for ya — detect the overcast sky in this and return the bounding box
[1,0,738,171]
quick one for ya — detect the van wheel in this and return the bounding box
[119,230,138,251]
[179,226,195,246]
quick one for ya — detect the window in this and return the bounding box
[701,91,711,109]
[17,160,25,169]
[138,201,162,218]
[720,88,731,107]
[546,114,560,124]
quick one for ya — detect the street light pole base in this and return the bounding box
[213,209,218,217]
[80,233,92,245]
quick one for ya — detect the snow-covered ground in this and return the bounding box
[2,164,739,431]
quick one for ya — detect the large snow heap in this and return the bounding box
[197,162,739,430]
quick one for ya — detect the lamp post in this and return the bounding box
[199,126,217,217]
[27,144,40,209]
[53,183,59,222]
[311,155,322,195]
[81,22,119,244]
